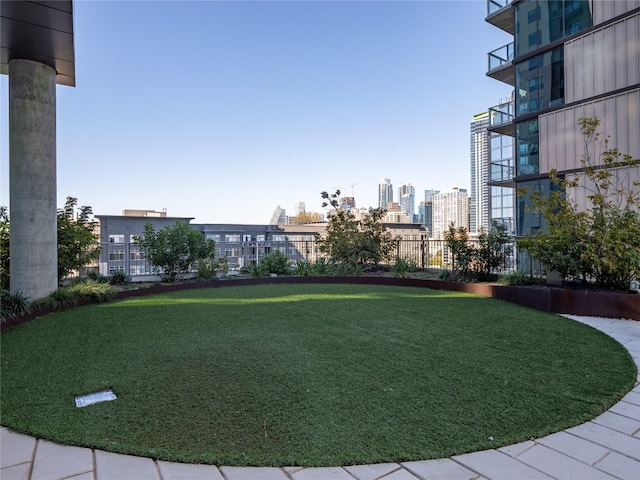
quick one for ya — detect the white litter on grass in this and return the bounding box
[75,389,117,408]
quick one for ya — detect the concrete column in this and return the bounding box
[9,59,58,299]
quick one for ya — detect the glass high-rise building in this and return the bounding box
[486,0,640,237]
[397,183,416,222]
[432,188,469,240]
[470,111,490,235]
[378,178,393,210]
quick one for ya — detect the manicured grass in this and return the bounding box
[0,284,635,467]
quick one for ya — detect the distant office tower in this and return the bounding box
[418,189,440,237]
[269,205,286,225]
[432,187,470,239]
[295,202,306,214]
[397,183,415,222]
[470,111,490,235]
[339,197,356,211]
[378,178,393,210]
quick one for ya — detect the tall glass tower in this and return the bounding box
[378,178,393,210]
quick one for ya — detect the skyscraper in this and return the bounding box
[378,178,393,210]
[431,188,469,240]
[470,111,490,234]
[397,183,415,222]
[486,0,639,237]
[418,189,439,237]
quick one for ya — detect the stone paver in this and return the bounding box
[290,466,355,479]
[156,460,224,480]
[567,422,640,459]
[343,463,401,480]
[220,466,289,480]
[94,450,158,480]
[30,440,93,480]
[592,411,640,436]
[535,431,609,465]
[593,451,640,479]
[402,458,479,479]
[0,427,36,469]
[1,315,639,480]
[453,450,554,480]
[512,444,618,480]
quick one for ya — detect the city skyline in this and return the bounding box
[0,1,510,224]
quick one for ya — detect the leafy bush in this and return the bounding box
[317,190,398,268]
[310,258,331,275]
[393,257,417,278]
[518,117,640,290]
[258,251,291,276]
[34,281,114,310]
[293,260,312,276]
[438,269,453,281]
[498,271,531,286]
[87,271,110,283]
[444,222,512,282]
[109,271,131,285]
[1,290,30,321]
[197,258,217,280]
[134,222,216,282]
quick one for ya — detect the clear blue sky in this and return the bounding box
[1,0,511,224]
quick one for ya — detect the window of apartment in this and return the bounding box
[225,248,240,257]
[243,235,251,242]
[130,265,146,275]
[516,47,564,116]
[109,265,125,274]
[109,250,125,261]
[516,178,562,236]
[516,119,539,176]
[206,234,221,242]
[516,1,591,56]
[225,234,240,242]
[109,234,125,243]
[130,250,145,261]
[256,235,265,242]
[272,234,286,242]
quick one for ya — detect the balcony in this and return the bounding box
[486,0,514,35]
[487,42,515,86]
[488,100,515,137]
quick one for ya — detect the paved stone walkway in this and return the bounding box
[2,315,639,480]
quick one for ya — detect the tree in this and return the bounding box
[57,197,101,283]
[519,117,640,290]
[134,222,216,282]
[0,206,9,290]
[317,190,397,268]
[290,211,323,224]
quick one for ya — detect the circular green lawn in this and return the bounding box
[0,283,635,467]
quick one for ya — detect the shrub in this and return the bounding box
[1,290,30,321]
[293,260,312,277]
[393,257,416,278]
[34,281,114,310]
[109,271,131,285]
[197,258,217,280]
[498,271,531,286]
[258,251,291,276]
[87,271,110,283]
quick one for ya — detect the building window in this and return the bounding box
[130,250,145,261]
[243,235,251,242]
[516,119,539,176]
[517,178,561,236]
[256,235,265,242]
[516,0,591,56]
[109,265,125,274]
[109,234,125,243]
[225,248,240,257]
[109,250,125,261]
[206,234,221,242]
[225,234,240,242]
[516,46,564,116]
[272,234,286,242]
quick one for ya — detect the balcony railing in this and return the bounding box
[487,42,515,85]
[487,0,511,16]
[488,99,515,136]
[486,0,514,34]
[488,42,514,71]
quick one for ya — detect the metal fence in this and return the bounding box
[96,238,531,280]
